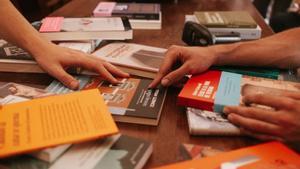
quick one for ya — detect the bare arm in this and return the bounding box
[150,28,300,87]
[0,0,129,89]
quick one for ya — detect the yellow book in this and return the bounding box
[0,89,118,158]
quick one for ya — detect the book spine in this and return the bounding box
[113,13,160,20]
[121,17,132,31]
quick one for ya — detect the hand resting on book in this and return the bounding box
[223,91,300,142]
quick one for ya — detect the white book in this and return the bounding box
[129,12,162,30]
[39,17,133,41]
[92,42,166,79]
[186,107,241,136]
[185,15,261,40]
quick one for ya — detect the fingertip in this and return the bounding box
[161,78,170,86]
[70,80,79,90]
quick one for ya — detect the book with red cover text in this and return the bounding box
[178,70,300,113]
[156,142,300,169]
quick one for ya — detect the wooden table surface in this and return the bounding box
[0,0,276,168]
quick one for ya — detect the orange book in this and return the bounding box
[155,142,300,169]
[0,89,118,158]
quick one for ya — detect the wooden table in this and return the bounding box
[0,0,276,168]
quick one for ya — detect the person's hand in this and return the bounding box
[149,45,217,88]
[33,43,129,89]
[223,91,300,142]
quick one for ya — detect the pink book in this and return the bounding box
[93,2,116,17]
[39,17,64,32]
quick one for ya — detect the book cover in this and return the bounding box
[93,2,160,20]
[46,76,168,126]
[185,15,261,40]
[156,142,300,169]
[0,39,100,74]
[38,17,132,41]
[0,89,118,158]
[92,43,166,79]
[0,134,153,169]
[179,143,223,160]
[186,107,241,136]
[178,70,300,113]
[194,11,257,28]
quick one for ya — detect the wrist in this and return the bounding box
[209,42,242,66]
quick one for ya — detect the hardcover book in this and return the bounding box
[0,39,100,74]
[0,134,153,169]
[186,107,241,136]
[92,42,166,79]
[46,76,168,126]
[0,89,118,158]
[156,142,300,169]
[93,2,160,20]
[38,17,132,41]
[178,70,300,113]
[194,11,257,28]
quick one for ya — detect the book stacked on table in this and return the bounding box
[185,11,261,40]
[93,2,162,30]
[0,83,153,169]
[177,70,300,136]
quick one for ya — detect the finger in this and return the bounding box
[160,63,190,86]
[240,128,283,141]
[227,113,282,136]
[149,46,181,88]
[224,106,280,125]
[243,93,298,110]
[47,66,79,89]
[102,62,130,78]
[280,91,300,100]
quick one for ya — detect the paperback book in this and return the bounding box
[0,89,118,158]
[46,76,168,126]
[0,134,153,169]
[92,42,166,79]
[93,2,162,29]
[186,107,241,136]
[178,70,300,113]
[179,143,223,160]
[38,17,132,41]
[156,142,300,169]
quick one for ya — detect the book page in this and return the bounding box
[0,89,118,158]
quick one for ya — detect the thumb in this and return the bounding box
[48,66,79,90]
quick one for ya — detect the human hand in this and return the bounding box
[223,91,300,142]
[33,43,129,89]
[149,45,217,88]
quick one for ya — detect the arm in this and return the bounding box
[0,0,129,89]
[150,27,300,87]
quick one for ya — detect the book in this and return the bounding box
[46,76,168,126]
[92,42,166,79]
[178,70,300,113]
[0,89,118,158]
[0,39,100,74]
[156,142,300,169]
[0,134,153,169]
[38,17,132,41]
[185,15,261,40]
[194,11,257,28]
[186,107,241,135]
[93,2,160,20]
[0,82,71,162]
[129,12,162,29]
[179,143,223,160]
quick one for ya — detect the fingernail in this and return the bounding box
[70,81,79,90]
[161,78,170,86]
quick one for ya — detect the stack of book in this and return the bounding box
[93,2,162,30]
[0,83,153,169]
[185,11,261,40]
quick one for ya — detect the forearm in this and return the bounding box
[0,0,51,57]
[210,28,300,69]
